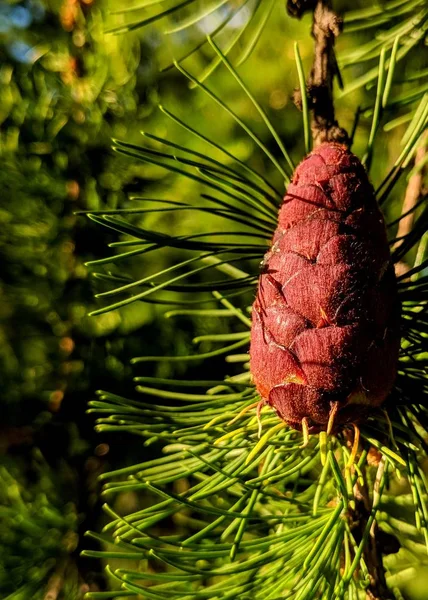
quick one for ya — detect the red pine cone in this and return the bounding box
[250,142,401,433]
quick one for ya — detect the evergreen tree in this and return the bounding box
[81,1,428,599]
[1,1,426,599]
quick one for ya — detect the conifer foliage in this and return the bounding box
[1,1,426,599]
[82,1,428,599]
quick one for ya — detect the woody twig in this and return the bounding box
[289,0,349,146]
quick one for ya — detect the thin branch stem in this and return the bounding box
[289,0,349,146]
[394,132,427,251]
[393,132,427,277]
[352,458,392,600]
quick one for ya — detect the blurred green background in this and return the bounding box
[0,0,426,598]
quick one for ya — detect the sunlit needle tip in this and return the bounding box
[327,402,339,436]
[301,417,310,447]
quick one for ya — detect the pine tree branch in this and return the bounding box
[393,132,427,278]
[44,561,66,600]
[394,133,427,251]
[290,0,349,146]
[352,459,393,600]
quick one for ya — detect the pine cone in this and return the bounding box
[250,143,401,433]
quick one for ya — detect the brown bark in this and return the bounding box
[351,460,393,600]
[291,0,349,146]
[394,133,427,251]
